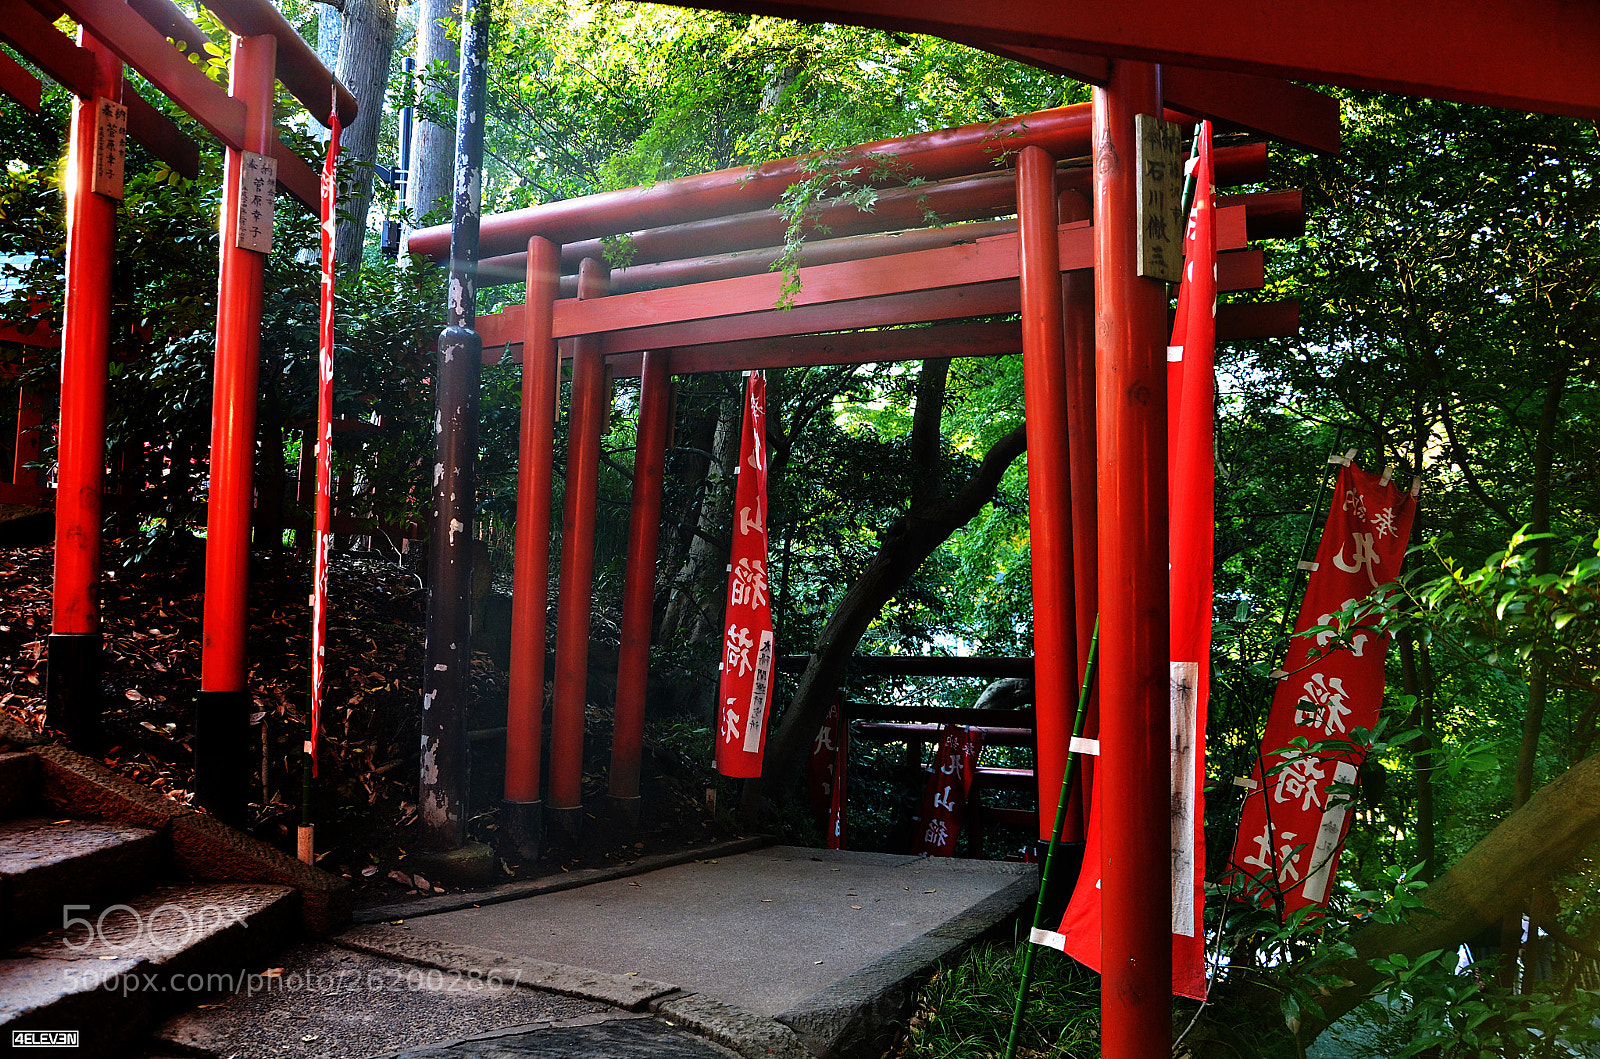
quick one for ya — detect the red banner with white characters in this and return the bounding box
[1048,122,1215,1000]
[807,696,847,848]
[911,726,982,857]
[308,103,342,776]
[1230,461,1417,917]
[715,372,774,778]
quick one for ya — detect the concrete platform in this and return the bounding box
[350,846,1036,1057]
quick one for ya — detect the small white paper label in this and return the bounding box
[92,97,128,199]
[236,150,278,254]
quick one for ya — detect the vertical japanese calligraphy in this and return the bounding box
[1229,462,1417,918]
[235,150,279,254]
[910,726,982,857]
[715,372,774,777]
[1134,114,1185,282]
[806,696,847,849]
[91,97,127,200]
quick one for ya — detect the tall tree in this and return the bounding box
[333,0,399,268]
[406,0,458,230]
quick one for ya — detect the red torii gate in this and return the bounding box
[0,0,355,818]
[617,6,1600,1058]
[406,74,1314,1032]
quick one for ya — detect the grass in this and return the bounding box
[889,939,1101,1058]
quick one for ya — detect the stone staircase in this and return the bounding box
[0,717,350,1057]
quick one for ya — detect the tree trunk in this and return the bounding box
[1292,749,1600,1041]
[333,0,398,270]
[660,382,739,647]
[315,3,342,83]
[406,0,458,231]
[743,360,1026,823]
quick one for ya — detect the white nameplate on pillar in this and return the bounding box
[1135,113,1185,283]
[92,97,128,200]
[236,151,279,254]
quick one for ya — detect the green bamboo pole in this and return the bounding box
[1004,618,1100,1059]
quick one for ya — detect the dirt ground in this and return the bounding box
[0,536,746,904]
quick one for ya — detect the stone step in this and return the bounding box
[0,881,300,1058]
[0,751,38,817]
[0,816,163,941]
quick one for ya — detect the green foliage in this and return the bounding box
[890,941,1099,1059]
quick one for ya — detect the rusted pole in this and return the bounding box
[609,347,671,825]
[47,30,121,750]
[502,235,561,860]
[547,258,610,842]
[418,0,489,851]
[1094,61,1172,1059]
[1016,145,1080,847]
[196,32,276,822]
[1060,188,1098,838]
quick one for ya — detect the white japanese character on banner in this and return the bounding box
[1333,531,1383,587]
[739,499,765,537]
[1296,673,1353,735]
[720,699,742,742]
[813,725,835,756]
[724,624,754,677]
[1342,487,1367,521]
[1272,751,1327,812]
[1371,506,1398,539]
[1242,823,1304,885]
[933,785,956,812]
[730,558,769,608]
[1315,601,1369,658]
[924,818,949,848]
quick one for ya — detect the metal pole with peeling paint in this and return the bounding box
[419,0,489,851]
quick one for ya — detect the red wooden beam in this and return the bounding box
[188,0,356,126]
[476,143,1269,286]
[412,104,1097,261]
[645,0,1600,119]
[552,225,1090,338]
[0,47,42,111]
[52,0,248,148]
[978,46,1339,155]
[124,85,201,180]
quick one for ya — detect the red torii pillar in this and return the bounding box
[548,258,610,841]
[196,33,278,822]
[1015,145,1081,848]
[47,30,122,749]
[609,347,672,825]
[1094,61,1172,1059]
[1061,187,1098,839]
[503,235,561,858]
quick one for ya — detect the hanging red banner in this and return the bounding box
[715,372,774,778]
[308,104,342,776]
[911,726,983,857]
[1046,123,1215,1000]
[1230,461,1417,918]
[807,695,847,848]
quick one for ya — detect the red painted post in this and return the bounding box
[1016,146,1079,849]
[1060,188,1098,838]
[1094,61,1172,1059]
[13,377,43,487]
[609,347,671,824]
[46,30,121,748]
[196,32,277,822]
[502,235,561,859]
[547,257,610,841]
